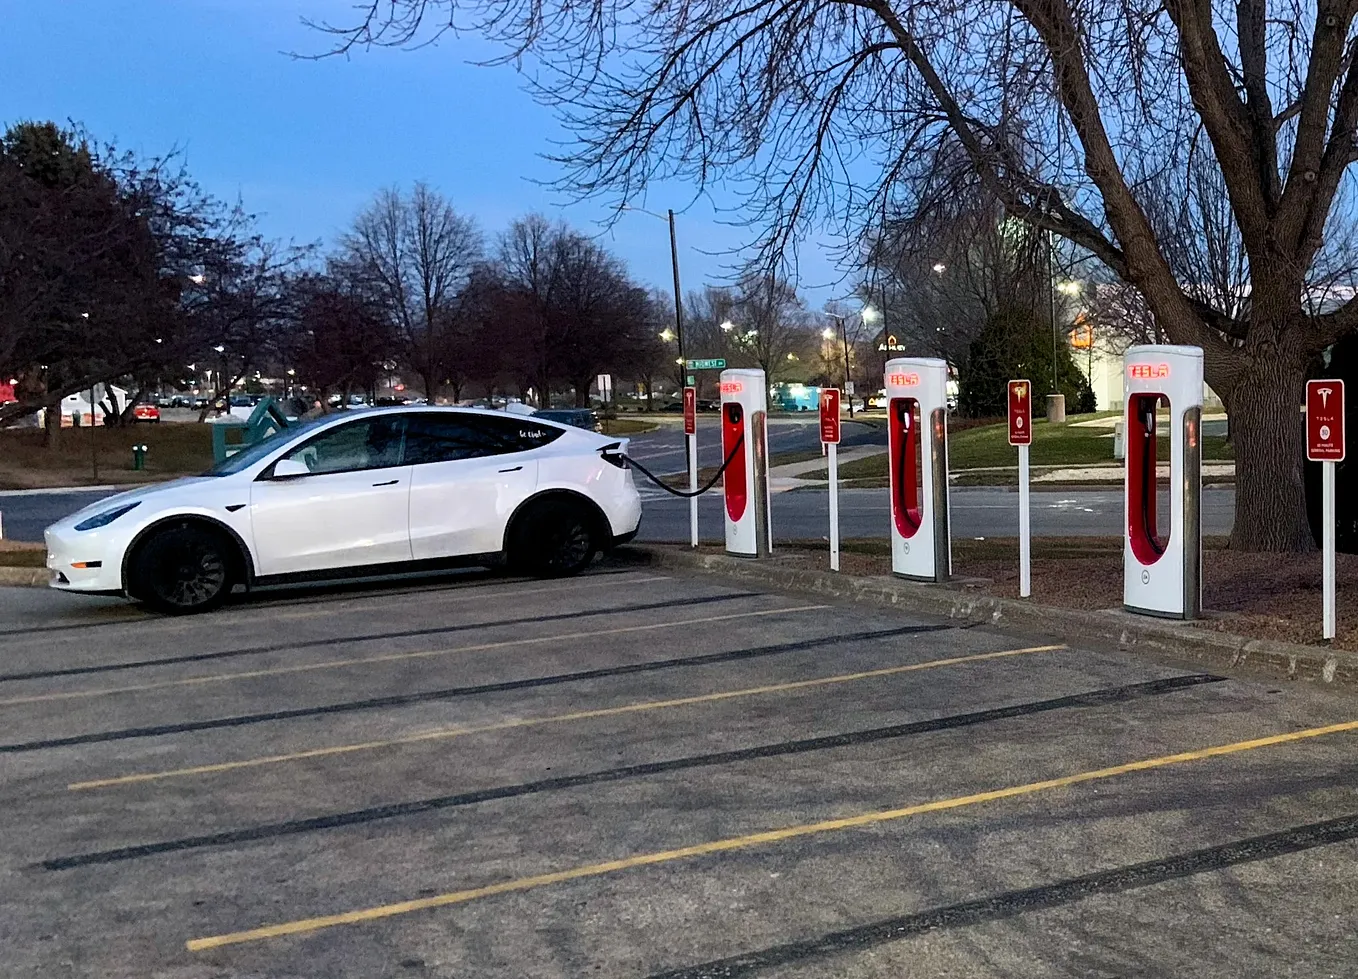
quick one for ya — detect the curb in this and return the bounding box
[622,546,1358,686]
[0,566,49,588]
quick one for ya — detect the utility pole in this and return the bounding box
[668,210,686,372]
[836,315,855,418]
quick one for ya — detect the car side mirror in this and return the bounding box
[272,458,311,479]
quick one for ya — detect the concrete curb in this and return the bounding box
[623,546,1358,686]
[0,566,49,588]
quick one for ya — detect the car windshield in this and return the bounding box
[201,415,335,476]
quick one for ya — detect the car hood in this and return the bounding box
[65,476,220,520]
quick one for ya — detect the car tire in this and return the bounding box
[128,522,235,615]
[509,499,598,577]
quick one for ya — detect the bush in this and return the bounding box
[957,307,1096,417]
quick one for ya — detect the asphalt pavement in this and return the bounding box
[2,564,1356,977]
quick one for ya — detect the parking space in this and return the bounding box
[2,567,1357,977]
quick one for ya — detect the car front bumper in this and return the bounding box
[45,525,125,593]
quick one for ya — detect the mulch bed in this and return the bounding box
[717,538,1358,652]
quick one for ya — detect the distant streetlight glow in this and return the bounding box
[861,305,880,324]
[659,327,676,342]
[1057,279,1082,296]
[189,273,205,285]
[720,320,736,332]
[932,263,947,273]
[822,328,835,340]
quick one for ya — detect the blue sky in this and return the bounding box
[0,0,844,305]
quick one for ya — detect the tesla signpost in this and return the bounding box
[821,387,842,571]
[1009,380,1033,598]
[683,386,698,548]
[1307,379,1346,640]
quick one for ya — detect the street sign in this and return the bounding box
[1307,379,1346,462]
[820,388,841,444]
[843,381,855,396]
[682,386,697,435]
[1008,380,1032,446]
[686,358,726,370]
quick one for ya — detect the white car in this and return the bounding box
[45,406,642,614]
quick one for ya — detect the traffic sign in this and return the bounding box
[1008,380,1032,446]
[686,358,726,370]
[682,386,697,435]
[1307,379,1346,462]
[820,388,841,444]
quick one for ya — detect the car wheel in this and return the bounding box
[129,522,235,614]
[510,499,598,577]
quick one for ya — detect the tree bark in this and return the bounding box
[43,396,60,450]
[1223,353,1315,552]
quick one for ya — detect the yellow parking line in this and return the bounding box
[186,716,1358,951]
[1,605,829,707]
[70,645,1064,791]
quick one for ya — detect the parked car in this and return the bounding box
[132,404,161,424]
[44,406,642,614]
[534,408,602,432]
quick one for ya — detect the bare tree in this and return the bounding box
[319,0,1358,552]
[731,274,809,382]
[342,182,481,402]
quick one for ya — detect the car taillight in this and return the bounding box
[600,442,628,469]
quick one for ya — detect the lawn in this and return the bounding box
[799,416,1233,482]
[0,424,214,489]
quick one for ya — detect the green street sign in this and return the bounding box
[685,358,726,370]
[686,374,696,385]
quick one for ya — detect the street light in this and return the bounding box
[659,327,676,343]
[1057,279,1082,296]
[720,320,736,332]
[620,204,686,373]
[932,262,947,274]
[822,328,835,340]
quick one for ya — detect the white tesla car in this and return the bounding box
[45,406,642,614]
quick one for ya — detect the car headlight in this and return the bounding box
[74,502,141,532]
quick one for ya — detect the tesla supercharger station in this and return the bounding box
[885,357,951,581]
[1123,344,1203,619]
[720,368,772,557]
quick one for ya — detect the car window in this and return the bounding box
[281,416,407,475]
[203,415,335,475]
[405,413,564,465]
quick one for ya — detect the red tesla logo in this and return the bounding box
[888,372,920,387]
[1128,363,1170,380]
[719,381,744,395]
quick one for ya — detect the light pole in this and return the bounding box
[621,205,686,377]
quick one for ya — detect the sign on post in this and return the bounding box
[1008,380,1032,446]
[682,386,697,436]
[821,388,842,572]
[819,387,841,444]
[1308,379,1345,640]
[686,358,727,371]
[1009,380,1032,597]
[1307,380,1346,462]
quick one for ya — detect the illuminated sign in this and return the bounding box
[877,333,907,353]
[720,381,744,395]
[1128,363,1170,380]
[887,372,920,387]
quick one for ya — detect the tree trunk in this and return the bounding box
[1224,355,1315,552]
[44,397,60,450]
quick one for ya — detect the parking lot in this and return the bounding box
[2,566,1357,977]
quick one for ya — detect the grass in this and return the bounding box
[0,424,214,489]
[796,417,1234,482]
[600,418,660,436]
[0,548,45,567]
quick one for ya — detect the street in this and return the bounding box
[0,482,1235,547]
[2,565,1355,977]
[623,415,884,471]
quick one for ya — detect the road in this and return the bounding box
[637,485,1236,541]
[2,563,1354,977]
[624,415,883,473]
[0,483,1236,545]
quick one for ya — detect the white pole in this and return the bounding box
[829,442,840,571]
[1324,460,1336,640]
[1018,442,1031,598]
[688,431,698,549]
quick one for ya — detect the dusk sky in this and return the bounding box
[1,0,847,307]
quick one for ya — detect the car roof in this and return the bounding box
[319,404,590,435]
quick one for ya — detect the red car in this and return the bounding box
[133,403,161,423]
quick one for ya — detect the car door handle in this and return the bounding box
[498,466,523,473]
[372,479,400,487]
